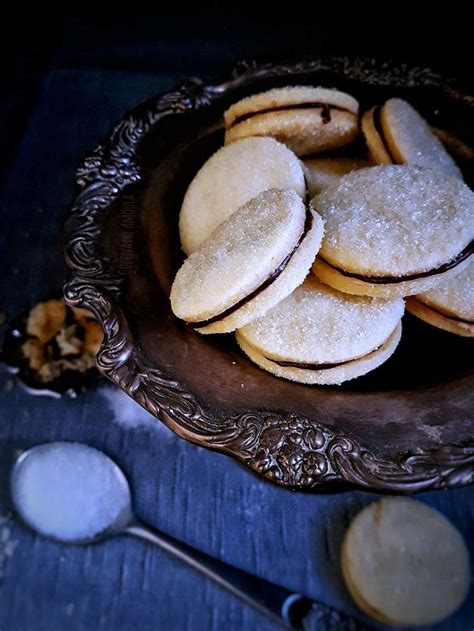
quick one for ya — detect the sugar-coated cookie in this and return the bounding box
[236,276,403,385]
[224,87,359,156]
[362,98,462,179]
[303,156,371,198]
[312,165,473,298]
[341,498,470,627]
[406,262,474,336]
[179,137,306,254]
[171,189,324,334]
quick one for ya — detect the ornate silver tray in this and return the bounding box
[64,58,474,492]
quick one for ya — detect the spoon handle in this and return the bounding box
[125,522,368,630]
[125,521,308,628]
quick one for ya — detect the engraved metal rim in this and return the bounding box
[63,57,474,492]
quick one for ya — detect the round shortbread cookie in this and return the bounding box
[341,498,470,627]
[179,137,306,254]
[406,262,474,336]
[236,277,403,385]
[303,157,372,198]
[170,189,324,334]
[362,98,463,179]
[224,86,359,157]
[312,165,474,298]
[237,323,401,386]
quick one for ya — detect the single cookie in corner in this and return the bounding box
[171,189,324,334]
[224,86,359,156]
[341,498,470,627]
[362,98,463,179]
[236,276,403,385]
[179,137,306,254]
[406,262,474,336]
[312,165,473,298]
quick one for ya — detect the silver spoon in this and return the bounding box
[10,442,368,631]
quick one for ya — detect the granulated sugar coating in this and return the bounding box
[225,110,360,157]
[11,443,131,542]
[224,87,360,156]
[315,165,473,276]
[170,189,322,330]
[179,137,305,254]
[236,320,401,385]
[417,261,473,320]
[238,275,404,364]
[382,99,463,180]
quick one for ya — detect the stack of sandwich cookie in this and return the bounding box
[171,189,323,334]
[224,87,359,156]
[362,97,463,179]
[171,82,472,387]
[406,262,474,337]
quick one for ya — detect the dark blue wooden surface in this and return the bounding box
[0,20,473,630]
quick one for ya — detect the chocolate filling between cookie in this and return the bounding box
[261,341,385,370]
[230,102,350,127]
[188,208,314,329]
[320,242,473,285]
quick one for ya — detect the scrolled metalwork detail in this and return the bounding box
[64,58,474,491]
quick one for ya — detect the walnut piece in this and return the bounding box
[21,299,102,383]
